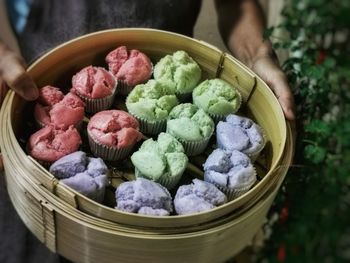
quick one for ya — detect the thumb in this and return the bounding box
[0,80,9,106]
[0,46,38,101]
[252,56,296,121]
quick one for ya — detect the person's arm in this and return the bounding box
[0,0,38,104]
[215,0,295,120]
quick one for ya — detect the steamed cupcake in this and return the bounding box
[126,79,178,135]
[216,114,266,160]
[131,133,188,190]
[105,46,152,95]
[71,65,116,113]
[37,85,64,106]
[193,79,242,122]
[87,110,143,161]
[174,179,227,215]
[49,151,108,202]
[166,103,214,156]
[27,125,82,166]
[153,50,201,101]
[115,178,173,216]
[203,149,257,200]
[34,91,85,130]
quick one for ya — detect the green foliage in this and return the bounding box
[259,0,350,262]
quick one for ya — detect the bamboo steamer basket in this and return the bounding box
[0,29,294,262]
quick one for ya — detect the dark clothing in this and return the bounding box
[1,1,201,262]
[18,0,201,62]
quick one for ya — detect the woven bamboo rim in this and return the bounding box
[0,29,288,229]
[0,29,294,262]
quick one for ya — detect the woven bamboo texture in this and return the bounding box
[0,29,294,262]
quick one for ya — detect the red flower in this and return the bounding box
[277,245,286,262]
[279,207,289,223]
[316,50,327,65]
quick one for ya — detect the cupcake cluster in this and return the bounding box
[115,178,227,216]
[27,46,266,214]
[202,114,266,200]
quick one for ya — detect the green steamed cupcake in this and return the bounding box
[131,133,188,190]
[193,78,242,123]
[126,79,179,135]
[167,103,214,156]
[153,51,201,101]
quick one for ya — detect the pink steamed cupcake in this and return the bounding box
[28,125,82,166]
[105,46,152,95]
[71,65,117,113]
[87,110,143,161]
[34,90,85,130]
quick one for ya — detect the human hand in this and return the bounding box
[0,44,38,106]
[0,44,39,172]
[250,52,295,121]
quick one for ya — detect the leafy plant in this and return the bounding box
[258,0,350,262]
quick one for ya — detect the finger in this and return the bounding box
[269,73,296,121]
[0,80,9,106]
[252,55,296,121]
[0,51,38,101]
[0,153,3,172]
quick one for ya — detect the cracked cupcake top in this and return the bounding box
[153,50,201,94]
[50,151,108,202]
[193,78,241,115]
[28,125,82,163]
[126,79,178,120]
[72,65,116,99]
[35,91,85,129]
[87,110,143,148]
[203,149,256,189]
[115,178,173,216]
[167,103,214,141]
[174,179,227,215]
[216,114,266,157]
[105,46,152,86]
[131,132,188,182]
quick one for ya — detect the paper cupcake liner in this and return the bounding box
[76,86,117,113]
[208,113,226,124]
[204,168,257,201]
[127,112,166,135]
[117,80,134,96]
[135,169,181,190]
[88,133,134,161]
[217,184,252,201]
[176,136,211,156]
[204,179,253,201]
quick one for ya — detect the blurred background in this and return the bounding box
[199,1,350,262]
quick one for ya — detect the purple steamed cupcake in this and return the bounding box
[174,179,227,215]
[115,178,173,216]
[216,114,266,161]
[49,151,108,202]
[203,149,257,200]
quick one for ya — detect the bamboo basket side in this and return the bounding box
[0,73,294,263]
[1,29,290,231]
